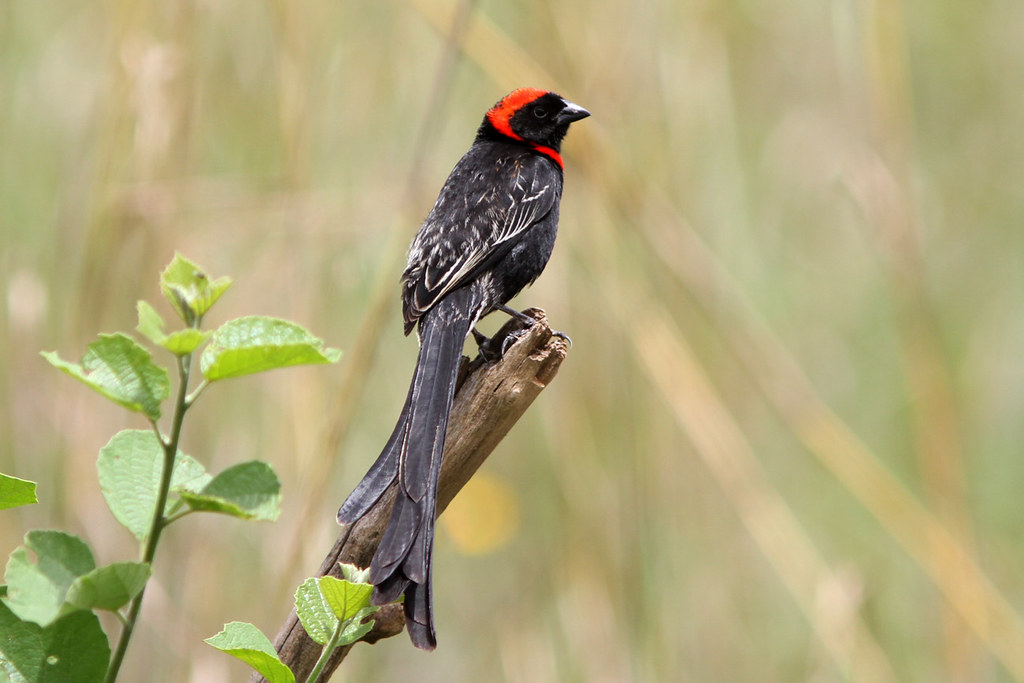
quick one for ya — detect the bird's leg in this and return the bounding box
[495,304,573,352]
[472,306,541,361]
[471,328,491,347]
[495,303,541,327]
[471,328,503,363]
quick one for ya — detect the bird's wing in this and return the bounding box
[402,156,558,328]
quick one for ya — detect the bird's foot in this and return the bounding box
[471,328,503,363]
[496,304,572,347]
[473,306,572,364]
[500,327,530,355]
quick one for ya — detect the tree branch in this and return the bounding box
[253,310,568,683]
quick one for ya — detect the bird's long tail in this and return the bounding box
[337,287,478,650]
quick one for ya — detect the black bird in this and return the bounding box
[337,88,589,649]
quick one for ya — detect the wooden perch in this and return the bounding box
[253,309,568,683]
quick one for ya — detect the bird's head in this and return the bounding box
[480,88,590,154]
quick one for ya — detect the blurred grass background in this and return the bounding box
[3,0,1024,681]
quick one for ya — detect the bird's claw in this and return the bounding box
[550,329,572,347]
[500,327,530,356]
[496,323,571,356]
[475,307,572,360]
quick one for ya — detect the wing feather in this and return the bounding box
[402,154,557,329]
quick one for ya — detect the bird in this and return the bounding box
[337,88,589,650]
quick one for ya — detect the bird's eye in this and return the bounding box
[533,107,547,119]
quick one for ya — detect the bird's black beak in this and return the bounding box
[556,101,590,125]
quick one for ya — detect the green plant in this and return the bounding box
[0,475,37,512]
[205,563,380,683]
[0,254,342,682]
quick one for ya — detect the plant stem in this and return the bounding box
[103,352,193,682]
[162,508,194,527]
[184,378,208,407]
[305,619,345,683]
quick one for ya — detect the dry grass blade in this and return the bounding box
[645,218,1024,679]
[861,1,979,673]
[616,293,898,682]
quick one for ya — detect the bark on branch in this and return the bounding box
[253,310,568,683]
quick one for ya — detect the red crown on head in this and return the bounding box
[486,88,550,141]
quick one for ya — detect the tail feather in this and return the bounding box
[370,491,422,577]
[347,286,479,651]
[372,571,409,606]
[336,392,410,524]
[402,509,432,583]
[401,306,466,501]
[404,577,434,649]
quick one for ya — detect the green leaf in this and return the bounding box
[0,474,37,511]
[205,622,295,683]
[65,562,150,612]
[338,562,372,585]
[177,462,281,521]
[319,575,374,623]
[136,301,211,355]
[294,575,378,647]
[0,601,110,683]
[41,334,170,420]
[162,328,212,356]
[199,316,342,381]
[135,300,167,345]
[160,253,232,325]
[338,608,376,646]
[294,578,335,645]
[97,430,211,540]
[2,531,96,627]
